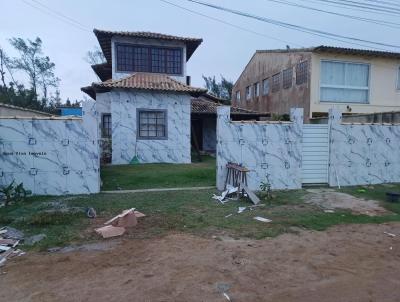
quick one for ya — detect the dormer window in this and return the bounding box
[116,44,183,75]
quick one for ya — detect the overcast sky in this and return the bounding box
[1,0,398,101]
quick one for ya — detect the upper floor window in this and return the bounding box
[253,83,260,97]
[236,90,241,101]
[262,78,270,95]
[246,86,251,100]
[101,114,111,138]
[321,60,369,103]
[271,73,281,93]
[282,68,293,89]
[296,61,308,85]
[116,44,182,75]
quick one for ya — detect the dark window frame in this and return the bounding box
[101,113,112,138]
[271,73,281,93]
[282,68,293,89]
[137,109,168,140]
[115,43,183,76]
[296,60,308,85]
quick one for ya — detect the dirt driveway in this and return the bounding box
[1,223,400,302]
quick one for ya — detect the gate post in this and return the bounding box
[216,106,231,191]
[328,108,342,187]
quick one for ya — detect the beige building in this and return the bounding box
[232,46,400,122]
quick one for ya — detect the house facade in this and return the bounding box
[82,29,206,164]
[232,46,400,122]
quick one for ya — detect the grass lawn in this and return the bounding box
[1,184,400,251]
[100,155,216,191]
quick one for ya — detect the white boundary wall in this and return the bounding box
[0,101,100,195]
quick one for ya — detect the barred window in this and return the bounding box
[138,110,167,139]
[271,73,281,93]
[262,78,270,95]
[102,114,112,138]
[116,44,182,75]
[253,82,260,97]
[282,68,293,89]
[246,86,251,100]
[236,90,241,101]
[296,61,308,85]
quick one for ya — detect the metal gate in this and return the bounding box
[302,124,329,184]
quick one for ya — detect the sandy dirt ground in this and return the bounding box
[1,223,400,302]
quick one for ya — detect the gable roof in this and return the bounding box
[94,29,203,64]
[81,72,207,98]
[255,45,400,59]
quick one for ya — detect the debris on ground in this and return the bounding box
[212,185,238,203]
[95,208,146,238]
[241,183,260,205]
[253,216,272,223]
[225,214,233,218]
[24,234,47,246]
[223,293,231,301]
[86,207,97,218]
[324,209,335,213]
[0,227,25,268]
[384,231,396,238]
[238,207,247,214]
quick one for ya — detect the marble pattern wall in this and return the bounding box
[328,109,400,186]
[0,101,100,195]
[216,106,303,191]
[111,90,191,164]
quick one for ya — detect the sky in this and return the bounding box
[1,0,399,102]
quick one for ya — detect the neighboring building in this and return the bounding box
[0,103,52,117]
[57,106,82,117]
[82,29,206,164]
[232,46,400,122]
[191,94,270,152]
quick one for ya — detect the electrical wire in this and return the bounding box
[185,0,400,50]
[159,0,304,47]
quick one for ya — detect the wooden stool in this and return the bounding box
[225,162,249,198]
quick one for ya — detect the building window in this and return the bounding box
[282,68,293,89]
[296,61,308,85]
[253,83,260,97]
[321,60,369,103]
[246,86,251,100]
[137,109,167,139]
[271,73,281,93]
[262,78,270,95]
[397,66,400,90]
[102,114,112,138]
[236,90,241,101]
[116,44,182,75]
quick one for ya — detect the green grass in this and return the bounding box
[1,186,400,251]
[100,155,216,191]
[339,183,400,214]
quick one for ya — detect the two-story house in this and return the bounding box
[232,46,400,122]
[82,29,206,164]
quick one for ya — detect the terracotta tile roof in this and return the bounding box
[82,73,207,98]
[94,29,202,63]
[191,96,269,116]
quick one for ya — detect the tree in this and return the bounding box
[202,75,233,101]
[84,46,106,65]
[8,37,59,102]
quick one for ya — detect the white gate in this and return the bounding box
[302,124,329,184]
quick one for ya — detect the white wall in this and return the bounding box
[310,53,400,117]
[0,101,100,195]
[110,89,191,164]
[111,36,187,83]
[216,107,304,191]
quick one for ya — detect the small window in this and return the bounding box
[236,90,241,101]
[282,68,293,89]
[271,73,281,93]
[102,114,112,138]
[397,66,400,90]
[296,61,308,85]
[262,78,270,95]
[137,110,167,139]
[253,83,260,97]
[246,86,251,100]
